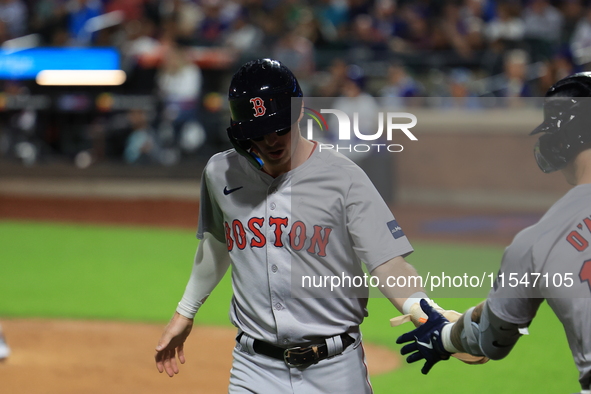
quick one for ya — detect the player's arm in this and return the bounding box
[445,300,523,360]
[372,257,490,367]
[396,299,525,374]
[370,255,427,314]
[155,232,231,377]
[371,256,452,324]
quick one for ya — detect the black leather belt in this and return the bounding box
[236,333,355,367]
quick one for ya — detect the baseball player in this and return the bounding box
[396,72,591,393]
[0,323,10,361]
[154,58,437,393]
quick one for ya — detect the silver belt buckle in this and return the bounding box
[283,346,304,367]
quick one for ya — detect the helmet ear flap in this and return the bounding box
[226,128,264,169]
[535,131,570,173]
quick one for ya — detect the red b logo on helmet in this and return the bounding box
[250,97,266,117]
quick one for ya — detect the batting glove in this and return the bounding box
[396,299,452,374]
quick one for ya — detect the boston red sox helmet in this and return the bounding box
[227,58,303,142]
[531,72,591,173]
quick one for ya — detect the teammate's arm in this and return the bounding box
[445,300,523,360]
[155,233,231,377]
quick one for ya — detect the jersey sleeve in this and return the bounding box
[486,241,543,325]
[196,167,226,243]
[345,166,413,272]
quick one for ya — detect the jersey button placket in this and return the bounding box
[267,183,284,338]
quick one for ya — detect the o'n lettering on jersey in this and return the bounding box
[566,230,589,252]
[580,259,591,291]
[306,225,333,257]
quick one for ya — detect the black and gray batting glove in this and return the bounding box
[396,299,452,374]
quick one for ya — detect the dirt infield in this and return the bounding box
[0,319,399,394]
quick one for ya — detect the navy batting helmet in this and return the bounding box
[531,72,591,173]
[227,58,303,141]
[226,59,303,168]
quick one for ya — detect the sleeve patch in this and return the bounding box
[387,219,405,239]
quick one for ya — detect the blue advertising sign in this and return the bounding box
[0,48,120,79]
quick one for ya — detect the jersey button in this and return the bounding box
[270,202,276,210]
[274,303,283,310]
[271,264,278,273]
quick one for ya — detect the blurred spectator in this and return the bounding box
[157,43,202,147]
[484,2,525,45]
[445,68,481,109]
[31,0,69,45]
[223,10,263,55]
[552,49,576,81]
[104,0,144,21]
[124,109,159,164]
[315,57,348,96]
[120,18,160,93]
[560,0,583,45]
[536,49,577,94]
[273,30,315,79]
[176,1,203,42]
[349,13,388,57]
[197,0,239,45]
[313,0,349,43]
[522,0,563,61]
[67,0,103,45]
[328,64,380,162]
[397,5,432,51]
[0,20,10,44]
[570,6,591,66]
[379,62,423,107]
[497,49,535,101]
[435,0,483,60]
[0,0,27,39]
[372,0,399,42]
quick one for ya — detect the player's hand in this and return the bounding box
[396,299,452,374]
[155,312,194,377]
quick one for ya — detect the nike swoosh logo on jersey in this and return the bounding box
[417,339,433,349]
[224,186,243,195]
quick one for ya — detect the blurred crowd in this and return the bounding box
[0,0,588,166]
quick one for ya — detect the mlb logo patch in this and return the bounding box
[387,220,405,239]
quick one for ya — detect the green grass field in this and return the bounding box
[0,220,579,393]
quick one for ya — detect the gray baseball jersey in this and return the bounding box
[197,145,413,346]
[487,183,591,389]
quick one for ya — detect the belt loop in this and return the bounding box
[324,334,343,358]
[238,332,256,355]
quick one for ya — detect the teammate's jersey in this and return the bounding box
[197,145,413,346]
[487,183,591,389]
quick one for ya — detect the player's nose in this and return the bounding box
[263,132,278,146]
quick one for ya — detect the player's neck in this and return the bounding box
[262,136,315,178]
[572,150,591,185]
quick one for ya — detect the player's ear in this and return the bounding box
[298,99,305,123]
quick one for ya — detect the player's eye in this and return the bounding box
[251,127,291,142]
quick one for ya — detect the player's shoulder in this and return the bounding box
[314,147,367,178]
[537,183,591,227]
[203,149,241,173]
[511,184,591,250]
